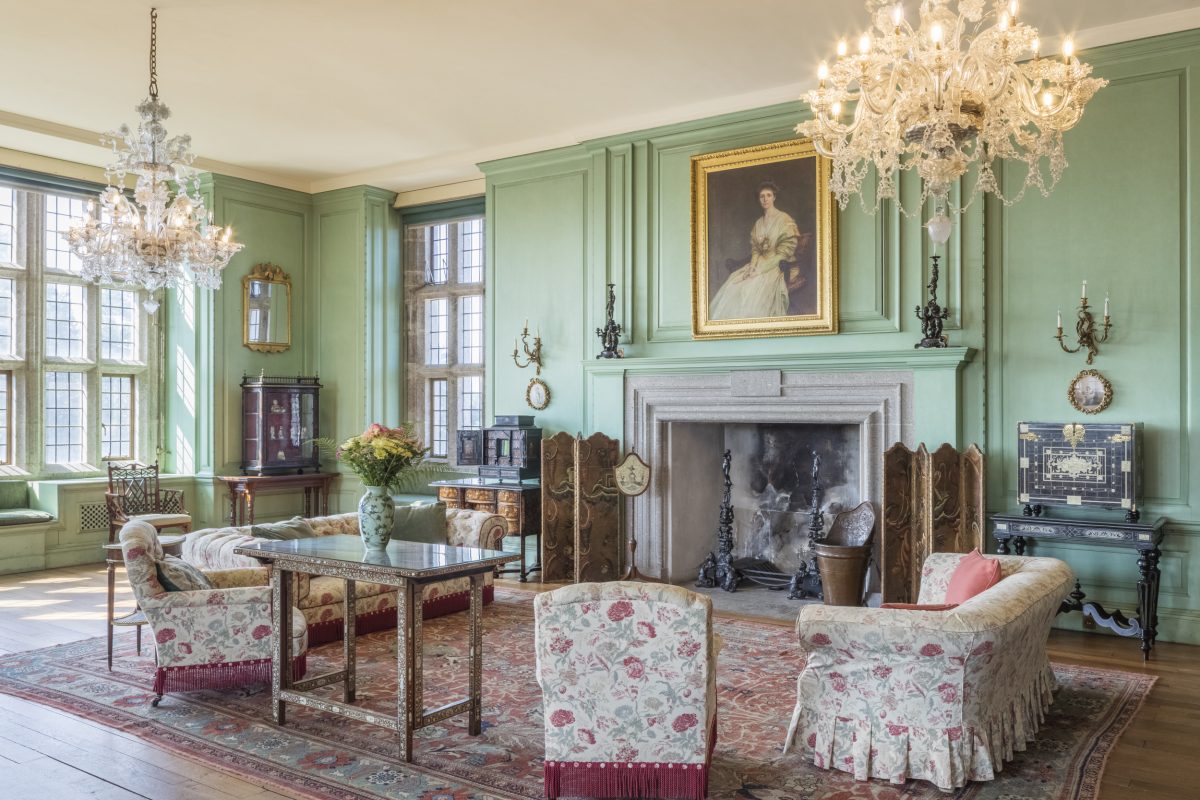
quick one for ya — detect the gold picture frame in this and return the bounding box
[242,263,292,353]
[691,139,838,339]
[525,377,550,410]
[1068,369,1112,415]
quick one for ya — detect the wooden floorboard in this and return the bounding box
[0,564,1196,799]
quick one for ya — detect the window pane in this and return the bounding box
[101,375,134,459]
[429,378,448,458]
[45,194,87,273]
[44,371,85,463]
[45,282,85,358]
[425,297,448,365]
[0,372,8,465]
[0,187,13,264]
[459,218,484,283]
[100,288,138,361]
[459,375,483,430]
[0,278,12,357]
[428,223,449,284]
[459,295,483,364]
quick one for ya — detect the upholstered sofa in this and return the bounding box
[182,509,507,646]
[120,520,308,705]
[534,582,720,800]
[783,552,1074,791]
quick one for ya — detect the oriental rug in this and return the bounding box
[0,589,1153,800]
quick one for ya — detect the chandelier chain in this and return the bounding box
[148,7,158,100]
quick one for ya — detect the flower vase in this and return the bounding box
[358,485,395,550]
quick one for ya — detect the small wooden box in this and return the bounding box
[1016,421,1143,516]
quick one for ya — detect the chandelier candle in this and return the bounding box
[67,8,243,313]
[799,0,1106,239]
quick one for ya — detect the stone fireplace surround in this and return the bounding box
[623,369,914,582]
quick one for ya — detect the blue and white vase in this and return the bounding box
[358,485,395,550]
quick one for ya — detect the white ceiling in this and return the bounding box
[3,0,1200,195]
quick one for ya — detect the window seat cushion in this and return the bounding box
[0,508,54,526]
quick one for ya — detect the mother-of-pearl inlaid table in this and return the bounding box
[235,534,519,761]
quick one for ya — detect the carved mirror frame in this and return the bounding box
[243,263,292,353]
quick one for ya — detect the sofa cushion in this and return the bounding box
[300,575,393,610]
[392,501,447,544]
[0,508,54,526]
[251,516,316,540]
[944,549,1002,604]
[156,555,214,592]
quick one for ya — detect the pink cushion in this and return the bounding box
[944,550,1002,604]
[880,603,958,611]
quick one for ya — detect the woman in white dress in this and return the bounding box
[709,181,801,321]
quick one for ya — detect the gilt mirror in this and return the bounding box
[243,263,292,353]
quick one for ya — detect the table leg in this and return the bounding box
[468,572,484,736]
[996,535,1011,555]
[303,487,312,519]
[1138,546,1161,660]
[321,480,330,516]
[1014,536,1027,556]
[344,578,356,703]
[396,580,417,762]
[228,489,239,527]
[245,489,256,526]
[518,528,529,583]
[107,558,116,670]
[271,566,291,725]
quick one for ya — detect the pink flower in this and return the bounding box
[971,640,994,656]
[829,672,848,693]
[937,682,959,703]
[606,600,634,622]
[578,729,596,745]
[807,733,817,749]
[672,713,698,733]
[206,594,225,605]
[872,664,893,680]
[637,621,657,639]
[947,726,963,741]
[676,638,702,659]
[126,546,146,561]
[810,633,832,646]
[155,628,176,644]
[550,709,575,728]
[887,723,909,736]
[252,625,272,641]
[920,643,945,657]
[550,635,574,655]
[581,602,598,615]
[623,656,645,679]
[179,643,192,655]
[615,745,638,763]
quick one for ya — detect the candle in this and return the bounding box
[1057,309,1062,329]
[1081,279,1087,301]
[1104,294,1110,317]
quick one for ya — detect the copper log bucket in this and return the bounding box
[813,542,871,607]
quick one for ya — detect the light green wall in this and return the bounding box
[984,31,1200,644]
[479,30,1200,644]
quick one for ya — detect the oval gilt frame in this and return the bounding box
[525,377,551,410]
[1068,368,1112,415]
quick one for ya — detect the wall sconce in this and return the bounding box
[1056,280,1111,364]
[512,320,543,375]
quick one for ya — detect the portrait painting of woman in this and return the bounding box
[691,139,837,338]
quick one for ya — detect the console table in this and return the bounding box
[216,473,338,526]
[431,478,541,582]
[991,513,1166,659]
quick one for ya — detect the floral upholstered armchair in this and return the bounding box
[534,582,720,800]
[119,520,308,706]
[783,552,1074,791]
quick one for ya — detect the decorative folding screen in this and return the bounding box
[881,443,986,604]
[540,431,622,583]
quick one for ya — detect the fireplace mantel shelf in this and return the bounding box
[584,347,974,376]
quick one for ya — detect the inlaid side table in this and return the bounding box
[105,534,185,669]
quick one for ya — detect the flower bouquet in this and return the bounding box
[315,423,429,549]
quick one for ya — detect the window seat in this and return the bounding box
[0,481,54,527]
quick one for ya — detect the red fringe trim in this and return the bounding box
[544,717,717,799]
[305,584,495,647]
[153,653,307,695]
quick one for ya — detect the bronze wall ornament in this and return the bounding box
[525,377,550,411]
[914,255,950,348]
[1056,282,1112,364]
[511,320,543,374]
[596,283,624,359]
[1068,369,1112,415]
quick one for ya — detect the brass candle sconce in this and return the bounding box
[512,321,543,374]
[1056,280,1111,364]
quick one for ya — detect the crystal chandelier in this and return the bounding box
[68,8,243,313]
[799,0,1106,241]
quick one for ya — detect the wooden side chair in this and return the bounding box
[106,461,192,544]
